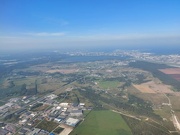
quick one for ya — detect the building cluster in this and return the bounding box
[0,93,88,135]
[0,123,16,135]
[0,98,21,118]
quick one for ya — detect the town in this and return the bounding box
[0,93,88,135]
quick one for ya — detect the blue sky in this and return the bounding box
[0,0,180,51]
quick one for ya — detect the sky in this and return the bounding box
[0,0,180,51]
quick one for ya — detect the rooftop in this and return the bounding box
[65,118,80,127]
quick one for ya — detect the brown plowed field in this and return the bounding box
[159,68,180,81]
[159,68,180,74]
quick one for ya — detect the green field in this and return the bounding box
[98,80,120,89]
[70,110,132,135]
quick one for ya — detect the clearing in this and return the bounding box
[133,84,156,93]
[133,81,173,94]
[97,80,121,89]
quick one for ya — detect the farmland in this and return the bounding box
[159,68,180,81]
[133,83,156,93]
[70,110,132,135]
[159,68,180,75]
[133,81,173,94]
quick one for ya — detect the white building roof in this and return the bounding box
[65,118,80,127]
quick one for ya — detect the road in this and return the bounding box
[164,93,172,108]
[164,94,180,132]
[112,110,141,121]
[172,113,180,131]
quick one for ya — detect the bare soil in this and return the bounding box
[159,68,180,81]
[159,68,180,74]
[133,81,173,94]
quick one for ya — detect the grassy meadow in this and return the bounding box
[70,110,132,135]
[98,80,120,89]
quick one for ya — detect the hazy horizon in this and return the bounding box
[0,0,180,52]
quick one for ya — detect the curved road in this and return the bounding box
[164,94,180,132]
